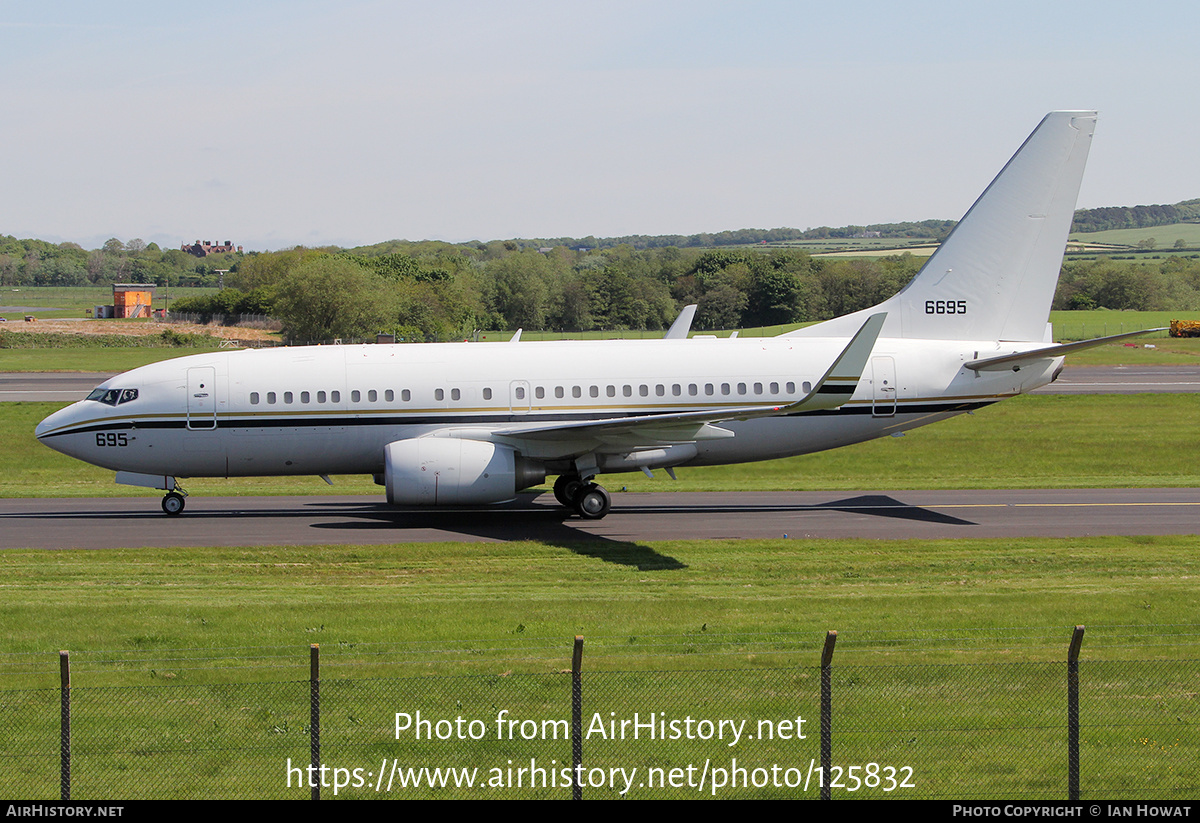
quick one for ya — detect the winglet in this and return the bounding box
[663,305,697,339]
[785,312,886,413]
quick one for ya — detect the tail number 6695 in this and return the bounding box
[925,300,967,314]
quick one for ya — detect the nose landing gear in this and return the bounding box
[161,486,188,516]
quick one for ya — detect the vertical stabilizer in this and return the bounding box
[787,111,1096,342]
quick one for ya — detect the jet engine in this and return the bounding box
[384,438,544,506]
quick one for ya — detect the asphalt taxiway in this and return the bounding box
[1,488,1197,550]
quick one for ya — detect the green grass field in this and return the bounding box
[0,286,217,320]
[1,535,1194,799]
[1069,222,1200,249]
[2,536,1195,676]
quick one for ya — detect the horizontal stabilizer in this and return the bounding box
[965,328,1166,371]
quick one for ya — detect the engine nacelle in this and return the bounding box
[384,438,544,506]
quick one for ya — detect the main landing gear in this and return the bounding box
[161,486,188,516]
[553,474,611,520]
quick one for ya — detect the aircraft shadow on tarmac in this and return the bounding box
[2,493,975,567]
[303,492,975,565]
[304,500,688,571]
[808,494,976,526]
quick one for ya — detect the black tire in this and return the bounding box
[162,492,185,516]
[553,474,584,508]
[575,484,610,519]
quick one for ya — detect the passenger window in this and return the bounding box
[351,390,360,402]
[606,385,615,397]
[572,386,581,398]
[483,387,493,400]
[754,383,763,394]
[368,390,378,402]
[450,388,460,401]
[250,392,260,405]
[655,385,664,397]
[317,391,327,403]
[555,386,564,399]
[515,386,525,400]
[435,389,444,401]
[284,391,294,404]
[720,383,730,395]
[331,391,340,403]
[639,385,648,397]
[301,391,310,403]
[589,386,599,398]
[770,382,779,394]
[535,387,545,399]
[737,383,746,395]
[267,392,277,405]
[688,384,698,396]
[786,382,795,394]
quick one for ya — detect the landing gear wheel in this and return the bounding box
[553,474,585,508]
[574,483,611,520]
[162,492,186,516]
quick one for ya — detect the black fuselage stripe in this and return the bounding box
[40,401,997,437]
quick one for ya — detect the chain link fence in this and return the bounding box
[1,631,1195,800]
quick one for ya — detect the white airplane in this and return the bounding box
[36,111,1151,519]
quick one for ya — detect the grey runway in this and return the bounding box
[0,372,115,402]
[1,488,1197,550]
[1031,365,1200,394]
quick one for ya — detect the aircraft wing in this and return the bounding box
[964,328,1166,372]
[491,313,886,449]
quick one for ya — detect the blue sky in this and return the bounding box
[3,1,1197,250]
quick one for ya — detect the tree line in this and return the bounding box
[5,229,1200,343]
[170,243,1200,344]
[0,236,237,288]
[1071,199,1200,233]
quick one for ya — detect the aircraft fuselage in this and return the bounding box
[35,335,1057,481]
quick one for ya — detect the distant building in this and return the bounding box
[112,284,155,319]
[182,239,242,257]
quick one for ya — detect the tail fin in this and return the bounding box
[787,111,1096,342]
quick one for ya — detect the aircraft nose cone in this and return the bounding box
[35,404,75,446]
[35,412,55,441]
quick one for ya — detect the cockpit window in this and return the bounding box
[86,388,138,406]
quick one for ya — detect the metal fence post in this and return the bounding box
[310,644,320,801]
[1068,626,1084,801]
[820,631,837,800]
[572,636,584,800]
[59,650,70,801]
